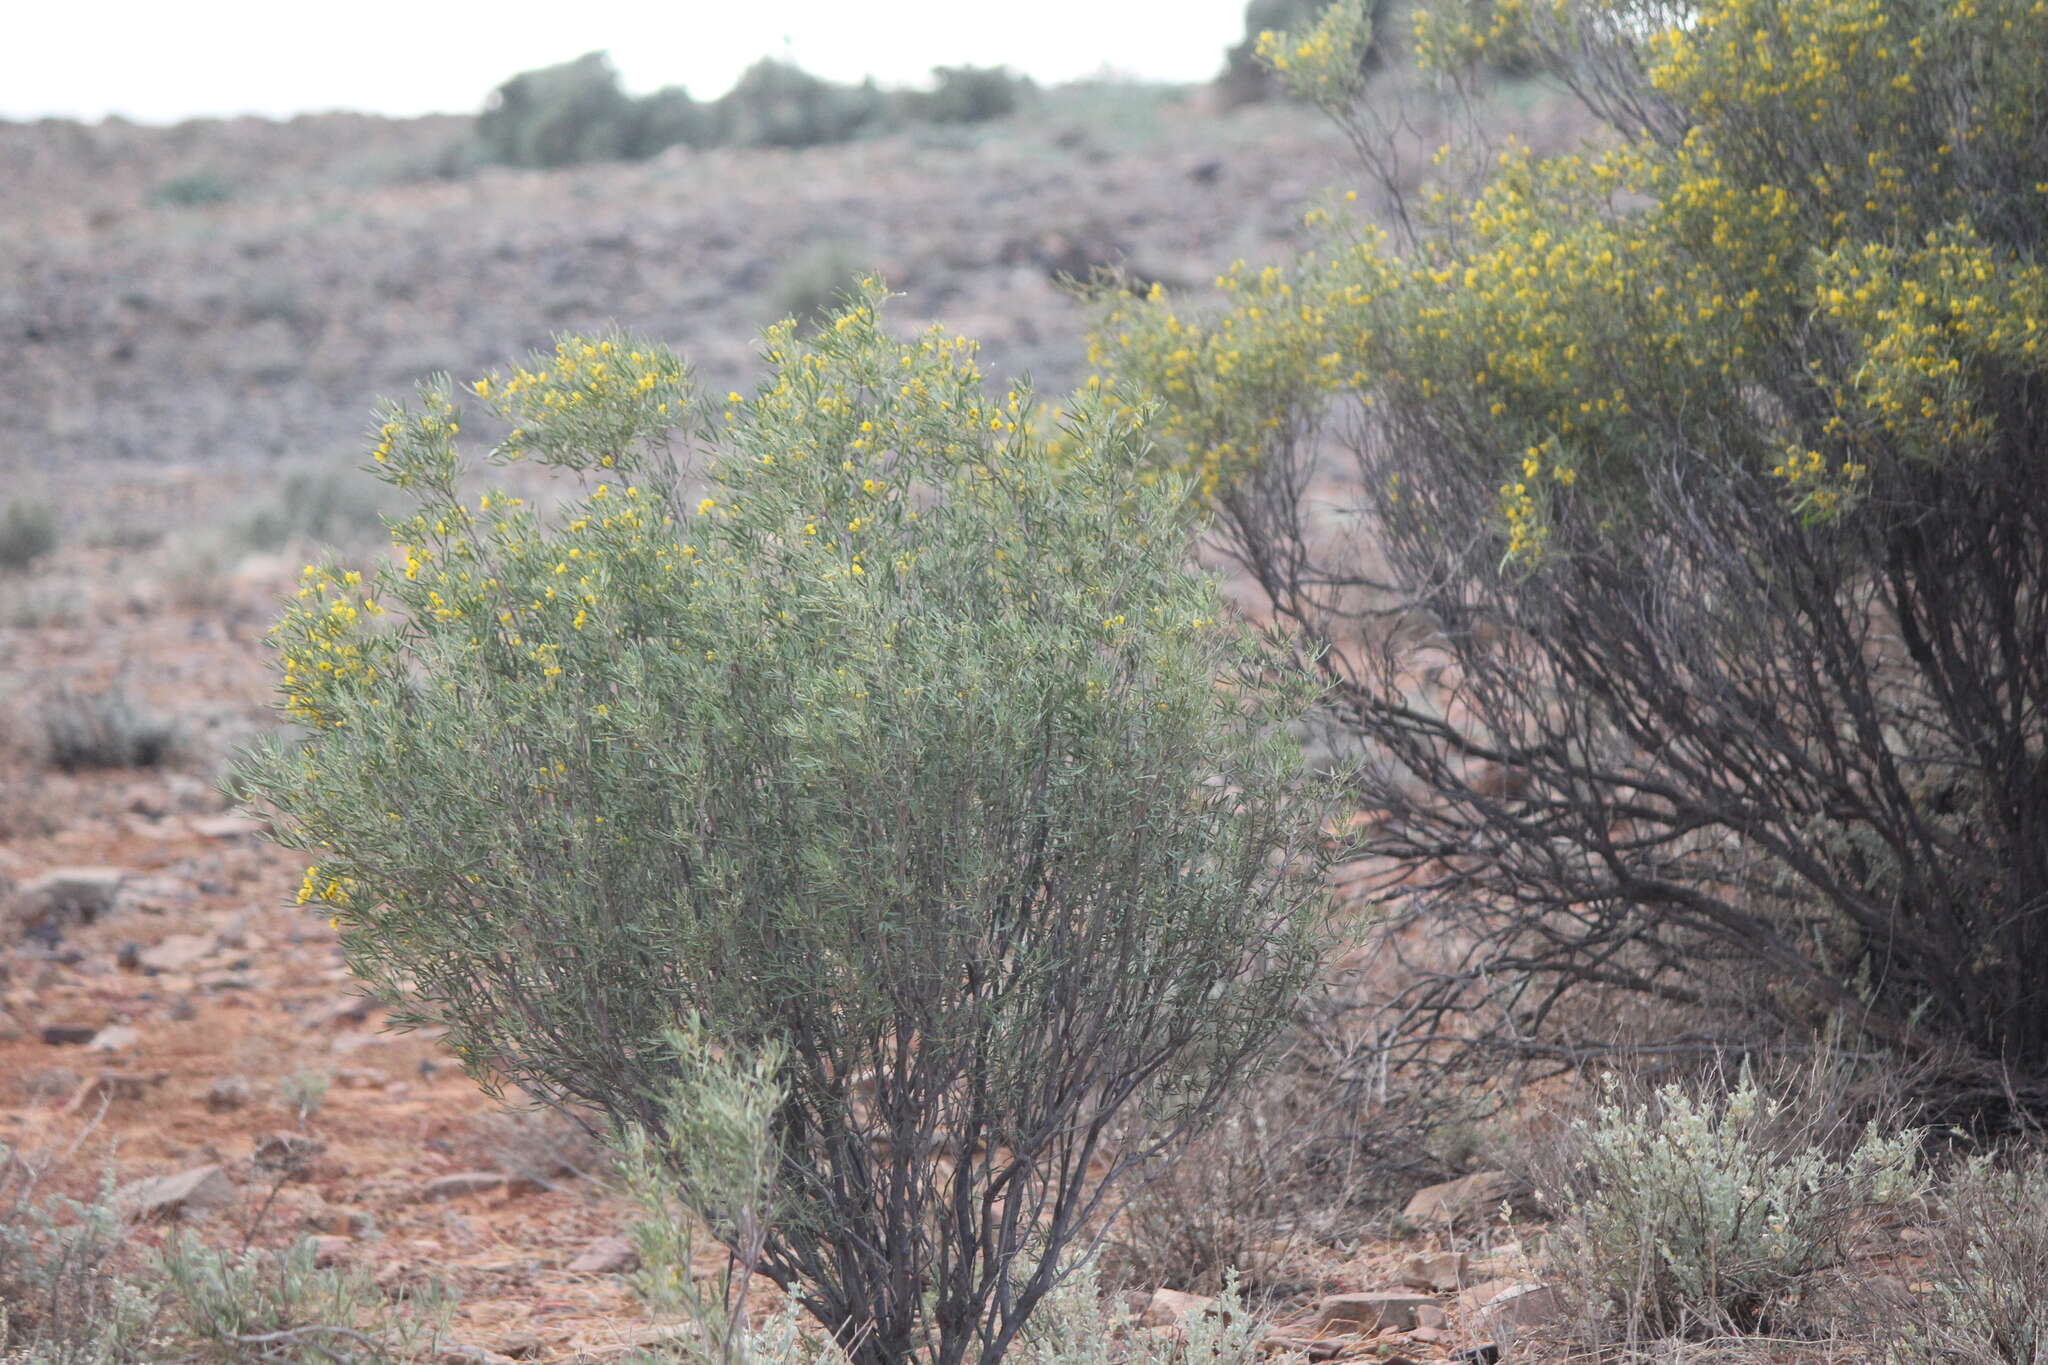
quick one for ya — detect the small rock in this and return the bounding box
[1410,1327,1446,1345]
[494,1331,545,1360]
[1401,1170,1517,1225]
[192,813,266,840]
[304,1203,377,1237]
[1458,1278,1526,1312]
[1416,1303,1448,1330]
[1141,1288,1224,1329]
[1398,1249,1468,1292]
[302,995,374,1030]
[309,1235,353,1267]
[567,1235,641,1273]
[1475,1283,1560,1332]
[1311,1293,1433,1336]
[420,1171,510,1202]
[254,1132,328,1177]
[139,933,215,973]
[21,867,128,923]
[114,1164,235,1220]
[1257,1337,1344,1360]
[439,1347,519,1365]
[88,1025,141,1053]
[41,1023,100,1046]
[207,1075,255,1111]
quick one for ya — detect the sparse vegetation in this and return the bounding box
[35,688,178,772]
[899,66,1036,125]
[0,501,59,573]
[147,173,233,209]
[475,50,1036,169]
[231,467,391,553]
[0,1136,448,1365]
[768,241,870,333]
[1542,1066,1922,1338]
[276,1070,329,1125]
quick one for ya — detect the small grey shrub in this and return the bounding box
[1902,1153,2048,1365]
[1546,1066,1922,1339]
[37,688,177,772]
[1,501,59,572]
[147,174,233,209]
[1,1136,447,1365]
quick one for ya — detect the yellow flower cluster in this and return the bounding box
[1255,0,1374,113]
[1089,0,2048,561]
[274,564,389,729]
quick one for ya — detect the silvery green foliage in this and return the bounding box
[236,282,1334,1365]
[0,1154,158,1365]
[151,1234,449,1365]
[1555,1069,1922,1338]
[1904,1154,2048,1365]
[1012,1262,1273,1365]
[616,1018,790,1365]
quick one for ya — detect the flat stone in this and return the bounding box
[192,813,267,840]
[302,994,375,1029]
[139,933,215,972]
[206,1075,255,1111]
[1402,1170,1516,1225]
[88,1025,141,1052]
[566,1236,641,1273]
[420,1171,509,1201]
[1458,1278,1527,1313]
[115,1164,235,1220]
[1475,1283,1560,1331]
[1312,1293,1433,1335]
[41,1023,100,1046]
[1398,1249,1468,1291]
[1141,1288,1223,1328]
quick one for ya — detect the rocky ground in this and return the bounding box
[0,81,1597,1362]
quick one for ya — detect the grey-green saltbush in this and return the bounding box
[234,283,1333,1365]
[1548,1069,1922,1339]
[0,501,59,572]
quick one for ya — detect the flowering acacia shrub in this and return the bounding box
[1091,0,2048,1116]
[233,284,1331,1365]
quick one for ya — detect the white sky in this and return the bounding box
[3,0,1253,124]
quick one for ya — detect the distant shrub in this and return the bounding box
[233,467,390,552]
[900,65,1035,125]
[627,85,715,159]
[37,687,178,772]
[715,58,887,149]
[0,501,59,572]
[478,51,642,169]
[147,173,233,208]
[236,284,1333,1365]
[1546,1068,1922,1338]
[477,51,901,166]
[768,240,869,333]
